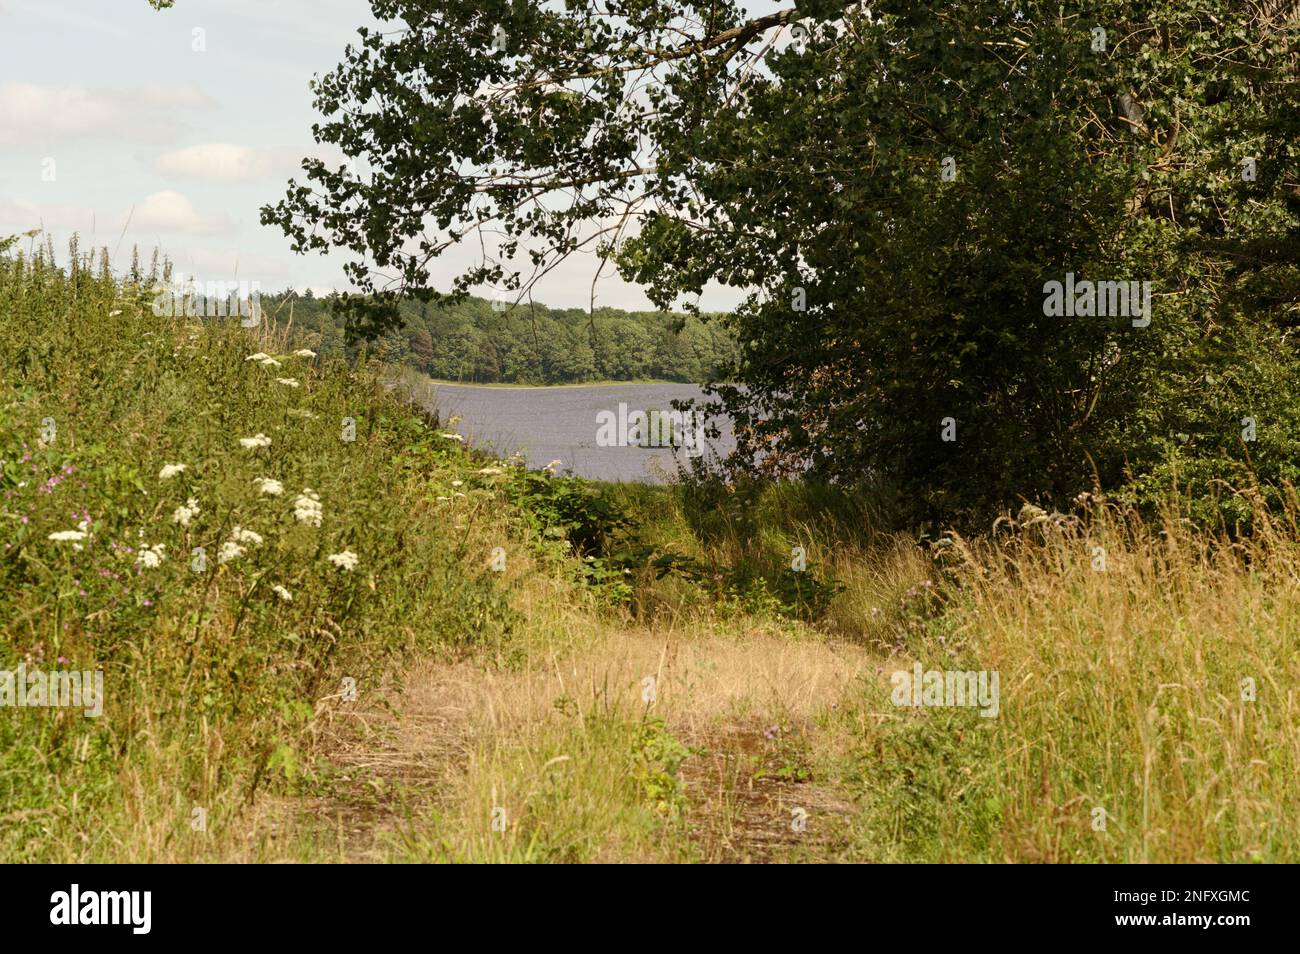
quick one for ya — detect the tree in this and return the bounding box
[264,0,1300,524]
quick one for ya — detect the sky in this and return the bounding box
[0,0,749,310]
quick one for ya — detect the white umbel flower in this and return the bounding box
[173,497,200,526]
[239,433,272,450]
[218,541,244,564]
[253,477,284,496]
[276,378,300,388]
[48,530,87,542]
[293,488,323,527]
[229,526,263,546]
[327,550,358,571]
[159,463,187,480]
[136,543,166,569]
[292,349,316,358]
[271,584,293,602]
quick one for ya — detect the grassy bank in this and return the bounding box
[2,246,1295,862]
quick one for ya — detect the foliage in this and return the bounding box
[264,290,736,385]
[264,0,1300,527]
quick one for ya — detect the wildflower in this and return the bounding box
[292,349,316,358]
[439,432,464,442]
[48,530,87,542]
[245,352,271,362]
[475,467,504,476]
[271,584,293,602]
[543,459,562,473]
[173,497,200,526]
[229,526,263,546]
[451,480,463,488]
[327,550,358,571]
[136,543,166,569]
[239,433,272,450]
[217,541,244,564]
[109,309,122,317]
[159,463,187,480]
[276,378,300,388]
[259,356,281,368]
[253,477,284,497]
[293,489,323,527]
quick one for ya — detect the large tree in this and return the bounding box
[261,0,1300,523]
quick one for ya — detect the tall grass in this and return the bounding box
[3,238,1295,863]
[612,479,1300,861]
[0,241,516,860]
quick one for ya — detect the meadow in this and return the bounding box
[1,242,1295,862]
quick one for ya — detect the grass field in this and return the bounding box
[2,246,1295,862]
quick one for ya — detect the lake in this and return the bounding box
[409,381,737,483]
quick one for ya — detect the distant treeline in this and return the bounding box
[264,292,736,385]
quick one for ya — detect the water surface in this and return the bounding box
[416,381,736,483]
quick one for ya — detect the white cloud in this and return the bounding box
[156,143,269,182]
[0,190,231,238]
[135,190,231,235]
[0,82,213,147]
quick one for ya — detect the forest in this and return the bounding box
[264,290,737,384]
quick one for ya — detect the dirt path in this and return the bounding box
[278,624,874,863]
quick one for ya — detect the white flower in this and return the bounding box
[136,543,166,569]
[253,477,284,497]
[259,356,281,368]
[543,459,562,473]
[159,463,187,480]
[48,530,86,542]
[239,433,272,450]
[293,489,323,527]
[173,497,200,526]
[109,309,123,317]
[245,352,271,362]
[229,526,263,546]
[218,541,244,564]
[439,432,464,442]
[327,550,358,571]
[450,480,463,488]
[292,349,316,358]
[276,378,300,388]
[475,467,504,476]
[271,584,293,602]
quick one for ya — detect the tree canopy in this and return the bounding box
[260,0,1300,524]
